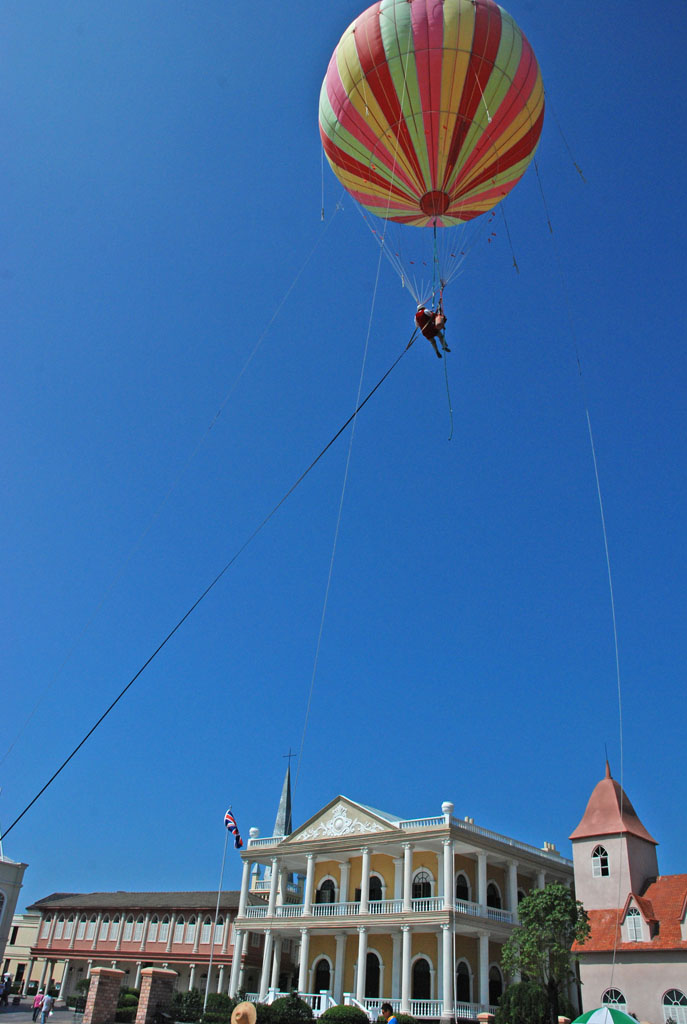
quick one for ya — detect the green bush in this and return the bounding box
[115,1009,137,1022]
[494,981,547,1024]
[393,1016,416,1024]
[76,980,91,994]
[255,1002,275,1024]
[321,1007,369,1024]
[172,989,204,1023]
[270,994,313,1024]
[119,994,140,1008]
[204,995,234,1015]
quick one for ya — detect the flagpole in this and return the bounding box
[204,823,230,1011]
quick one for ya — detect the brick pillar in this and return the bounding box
[135,968,178,1024]
[83,968,125,1024]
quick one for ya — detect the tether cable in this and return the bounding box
[0,333,415,843]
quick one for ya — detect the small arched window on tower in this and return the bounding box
[626,907,643,941]
[663,990,687,1024]
[592,845,610,877]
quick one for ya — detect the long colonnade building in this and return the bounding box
[230,795,574,1018]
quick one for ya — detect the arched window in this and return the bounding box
[41,917,51,938]
[109,917,120,942]
[76,917,87,941]
[201,917,212,944]
[603,989,627,1010]
[455,874,470,902]
[486,883,502,909]
[55,916,65,940]
[124,916,134,941]
[456,961,471,1002]
[148,917,159,943]
[626,907,642,941]
[517,889,526,904]
[369,876,383,902]
[214,917,224,944]
[173,917,184,943]
[488,966,503,1005]
[86,916,97,940]
[412,871,432,900]
[133,916,144,941]
[65,916,75,941]
[314,958,330,993]
[592,845,610,877]
[663,989,687,1024]
[160,917,170,943]
[99,916,109,941]
[315,879,336,904]
[186,917,196,944]
[411,958,431,999]
[365,952,380,998]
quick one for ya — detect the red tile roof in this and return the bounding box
[570,763,657,844]
[573,874,687,952]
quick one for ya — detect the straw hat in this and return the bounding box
[231,1002,257,1024]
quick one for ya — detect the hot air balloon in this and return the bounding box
[319,0,544,303]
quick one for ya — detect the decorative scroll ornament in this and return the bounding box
[296,802,387,842]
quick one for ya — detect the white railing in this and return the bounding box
[411,896,445,913]
[253,880,271,891]
[275,904,304,918]
[486,906,513,923]
[368,899,403,914]
[363,998,399,1018]
[244,905,268,918]
[410,999,443,1017]
[452,817,573,866]
[312,901,360,917]
[455,898,481,918]
[247,836,282,848]
[399,817,445,829]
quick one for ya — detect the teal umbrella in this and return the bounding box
[573,1009,636,1024]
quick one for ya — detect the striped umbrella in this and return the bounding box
[573,1008,638,1024]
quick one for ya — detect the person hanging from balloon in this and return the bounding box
[415,303,450,359]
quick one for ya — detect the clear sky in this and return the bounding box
[3,0,686,912]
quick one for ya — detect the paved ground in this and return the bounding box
[0,1002,76,1024]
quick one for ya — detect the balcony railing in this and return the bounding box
[241,896,512,924]
[312,900,360,917]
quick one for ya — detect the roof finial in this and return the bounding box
[605,759,612,779]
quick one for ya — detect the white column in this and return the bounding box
[403,844,413,912]
[111,962,118,970]
[476,853,487,912]
[339,861,351,904]
[38,960,49,991]
[478,933,489,1007]
[229,930,243,996]
[360,848,371,914]
[271,936,283,988]
[134,962,143,990]
[303,855,315,914]
[165,915,176,955]
[217,965,225,994]
[276,869,286,908]
[259,931,274,1001]
[22,959,36,995]
[86,961,93,981]
[442,840,454,909]
[391,932,401,999]
[221,919,230,956]
[193,917,201,955]
[355,927,368,1003]
[114,917,124,953]
[297,929,310,993]
[334,933,346,1002]
[61,959,71,1000]
[536,869,546,890]
[507,861,519,920]
[238,933,248,991]
[441,925,452,1016]
[400,926,411,1012]
[238,860,252,918]
[267,859,280,916]
[393,858,403,900]
[68,920,77,952]
[91,914,103,952]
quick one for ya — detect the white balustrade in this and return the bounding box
[311,901,360,918]
[411,897,444,913]
[275,904,304,918]
[410,1000,443,1018]
[244,906,268,918]
[367,899,403,915]
[486,906,513,923]
[455,898,480,917]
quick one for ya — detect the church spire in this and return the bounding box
[273,758,293,837]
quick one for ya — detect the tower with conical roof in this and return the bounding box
[570,762,658,910]
[273,762,293,838]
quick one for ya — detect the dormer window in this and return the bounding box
[626,907,642,941]
[592,845,609,877]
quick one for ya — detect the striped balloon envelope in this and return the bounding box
[319,0,544,228]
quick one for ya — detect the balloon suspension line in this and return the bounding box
[534,157,624,988]
[432,220,452,439]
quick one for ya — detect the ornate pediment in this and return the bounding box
[292,799,393,842]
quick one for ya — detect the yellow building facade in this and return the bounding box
[229,796,573,1019]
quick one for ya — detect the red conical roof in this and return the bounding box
[569,762,657,844]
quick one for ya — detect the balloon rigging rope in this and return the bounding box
[0,206,345,777]
[0,335,413,844]
[534,158,624,989]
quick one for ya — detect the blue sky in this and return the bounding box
[3,0,686,911]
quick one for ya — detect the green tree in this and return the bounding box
[501,883,590,1024]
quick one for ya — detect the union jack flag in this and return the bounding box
[224,809,243,849]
